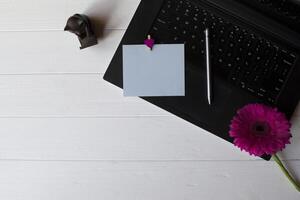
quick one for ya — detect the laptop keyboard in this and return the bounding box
[238,0,300,33]
[148,0,298,104]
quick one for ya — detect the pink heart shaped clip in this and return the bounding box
[144,35,155,50]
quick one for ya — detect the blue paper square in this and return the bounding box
[123,44,185,97]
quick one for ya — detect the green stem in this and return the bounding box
[272,154,300,192]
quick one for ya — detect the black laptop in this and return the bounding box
[103,0,300,160]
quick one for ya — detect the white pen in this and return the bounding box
[204,28,212,105]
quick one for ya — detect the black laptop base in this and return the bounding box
[104,0,300,161]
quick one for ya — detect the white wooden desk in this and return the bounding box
[0,0,299,199]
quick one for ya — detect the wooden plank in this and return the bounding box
[0,74,298,119]
[0,0,140,31]
[0,117,253,161]
[0,117,299,161]
[0,30,124,74]
[0,74,169,117]
[0,160,299,200]
[0,74,298,160]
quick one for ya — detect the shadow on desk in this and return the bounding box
[85,0,118,39]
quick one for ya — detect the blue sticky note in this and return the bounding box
[123,44,185,97]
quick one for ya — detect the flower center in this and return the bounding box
[252,121,270,136]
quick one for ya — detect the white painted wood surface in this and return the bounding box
[0,31,124,74]
[0,0,299,199]
[0,161,299,200]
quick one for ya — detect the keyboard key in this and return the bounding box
[148,0,297,104]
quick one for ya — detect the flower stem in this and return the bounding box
[272,154,300,192]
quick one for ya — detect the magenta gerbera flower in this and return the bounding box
[230,104,300,192]
[229,103,291,156]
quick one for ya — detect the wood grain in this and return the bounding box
[0,117,299,161]
[0,0,140,31]
[0,160,299,200]
[0,74,169,117]
[0,74,297,118]
[0,30,124,74]
[0,117,253,161]
[0,75,298,161]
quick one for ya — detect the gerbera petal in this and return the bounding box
[229,103,291,156]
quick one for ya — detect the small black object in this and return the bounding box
[64,14,97,49]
